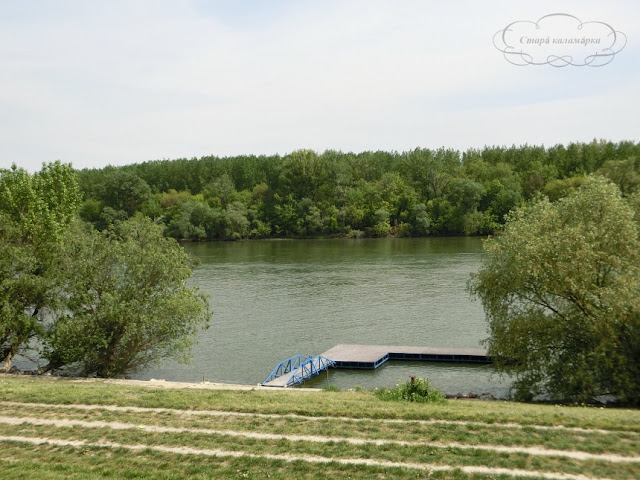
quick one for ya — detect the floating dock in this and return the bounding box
[262,345,491,387]
[319,344,491,369]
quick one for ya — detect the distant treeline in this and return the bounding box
[77,140,640,240]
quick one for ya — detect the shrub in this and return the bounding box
[322,385,341,392]
[374,377,446,403]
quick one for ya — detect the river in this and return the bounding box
[138,237,512,397]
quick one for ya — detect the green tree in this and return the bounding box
[99,169,151,217]
[278,149,330,201]
[470,177,640,403]
[371,208,391,236]
[409,203,431,235]
[0,162,80,371]
[224,201,250,239]
[203,174,237,208]
[596,157,640,196]
[543,176,588,202]
[427,197,455,234]
[44,216,211,377]
[273,194,302,236]
[73,141,640,239]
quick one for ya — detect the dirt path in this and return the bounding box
[0,434,613,480]
[0,374,279,391]
[0,400,626,436]
[1,415,637,464]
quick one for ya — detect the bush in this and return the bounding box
[374,377,446,403]
[322,385,341,392]
[346,229,364,238]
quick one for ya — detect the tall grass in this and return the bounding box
[374,377,446,403]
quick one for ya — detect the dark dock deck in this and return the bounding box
[320,344,491,369]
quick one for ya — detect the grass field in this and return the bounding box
[0,376,638,479]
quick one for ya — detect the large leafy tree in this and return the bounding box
[470,177,640,404]
[0,162,80,371]
[278,149,331,202]
[99,169,151,217]
[44,216,211,377]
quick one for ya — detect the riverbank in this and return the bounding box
[2,370,497,400]
[1,375,638,479]
[0,372,317,392]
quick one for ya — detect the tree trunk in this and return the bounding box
[36,362,59,375]
[0,350,14,372]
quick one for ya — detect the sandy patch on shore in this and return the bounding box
[0,373,319,392]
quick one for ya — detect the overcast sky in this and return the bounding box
[1,0,638,172]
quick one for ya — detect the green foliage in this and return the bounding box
[462,210,485,235]
[470,177,640,404]
[596,157,640,196]
[374,377,446,403]
[74,141,640,240]
[0,162,80,370]
[409,203,431,235]
[203,174,237,208]
[97,169,151,217]
[225,201,250,239]
[543,176,588,202]
[1,164,211,377]
[322,385,341,392]
[44,216,211,377]
[278,149,330,201]
[249,220,272,238]
[427,197,455,234]
[167,198,218,241]
[370,208,391,236]
[78,198,103,225]
[0,162,81,244]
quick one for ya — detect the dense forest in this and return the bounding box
[76,140,640,240]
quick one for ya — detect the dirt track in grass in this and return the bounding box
[0,434,618,480]
[1,414,638,464]
[0,400,622,435]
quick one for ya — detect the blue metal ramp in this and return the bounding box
[261,355,335,387]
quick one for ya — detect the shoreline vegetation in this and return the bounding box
[76,141,640,241]
[0,373,640,420]
[0,371,612,406]
[0,371,479,398]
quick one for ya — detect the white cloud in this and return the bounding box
[0,0,637,171]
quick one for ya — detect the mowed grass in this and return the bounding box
[0,442,510,480]
[1,403,638,456]
[2,376,638,430]
[1,375,639,480]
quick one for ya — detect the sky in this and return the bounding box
[0,0,638,172]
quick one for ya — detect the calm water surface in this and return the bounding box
[138,237,512,397]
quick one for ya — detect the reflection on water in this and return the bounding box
[137,237,512,397]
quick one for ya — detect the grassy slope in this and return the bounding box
[0,376,638,480]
